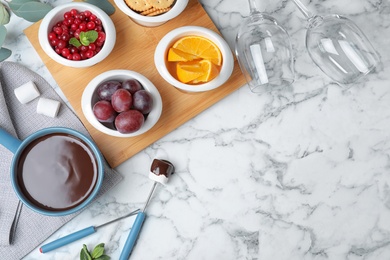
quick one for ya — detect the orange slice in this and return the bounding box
[176,61,204,83]
[168,48,200,62]
[192,60,219,83]
[172,36,222,66]
[176,60,219,84]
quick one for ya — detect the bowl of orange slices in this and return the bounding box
[154,26,234,93]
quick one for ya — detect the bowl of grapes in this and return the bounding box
[81,70,163,137]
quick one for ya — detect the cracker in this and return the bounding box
[145,0,174,9]
[141,7,170,16]
[140,7,158,15]
[124,0,152,12]
[146,7,171,16]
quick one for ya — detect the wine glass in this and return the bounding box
[291,0,380,85]
[235,0,295,94]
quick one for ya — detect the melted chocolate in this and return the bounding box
[150,159,174,178]
[16,133,98,211]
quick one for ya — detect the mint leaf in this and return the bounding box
[69,37,81,47]
[85,30,98,43]
[80,244,92,260]
[94,243,105,248]
[91,243,104,258]
[80,243,110,260]
[69,30,98,47]
[79,31,90,46]
[79,30,98,46]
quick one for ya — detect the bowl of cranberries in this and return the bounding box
[81,70,163,137]
[38,2,116,68]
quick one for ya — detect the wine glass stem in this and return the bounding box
[291,0,313,19]
[248,0,260,15]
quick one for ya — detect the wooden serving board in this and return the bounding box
[24,0,246,168]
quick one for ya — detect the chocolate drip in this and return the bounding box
[150,159,175,178]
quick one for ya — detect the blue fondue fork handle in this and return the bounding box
[119,212,146,260]
[40,208,140,254]
[40,226,96,253]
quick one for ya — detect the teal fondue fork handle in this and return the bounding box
[119,212,146,260]
[40,209,140,253]
[40,226,96,253]
[119,181,158,259]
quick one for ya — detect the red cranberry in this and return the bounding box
[64,11,71,19]
[72,53,81,60]
[61,48,70,57]
[84,10,92,17]
[48,32,57,41]
[79,22,87,31]
[70,9,78,16]
[87,21,95,30]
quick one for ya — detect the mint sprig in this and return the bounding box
[80,243,110,260]
[69,37,82,48]
[69,30,98,48]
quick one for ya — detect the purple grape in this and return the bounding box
[96,80,122,101]
[133,90,153,114]
[93,100,117,123]
[111,89,132,113]
[115,110,144,134]
[122,79,143,94]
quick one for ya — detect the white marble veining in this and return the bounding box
[2,0,390,259]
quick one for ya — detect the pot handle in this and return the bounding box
[0,128,22,154]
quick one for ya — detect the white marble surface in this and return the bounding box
[3,0,390,259]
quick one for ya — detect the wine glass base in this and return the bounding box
[249,78,294,94]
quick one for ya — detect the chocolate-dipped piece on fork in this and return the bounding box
[119,159,175,260]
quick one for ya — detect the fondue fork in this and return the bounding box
[119,159,175,260]
[40,208,140,253]
[119,181,157,260]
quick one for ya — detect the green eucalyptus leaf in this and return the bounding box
[8,0,32,12]
[0,25,6,46]
[12,2,52,22]
[0,47,11,62]
[84,0,115,16]
[0,4,10,25]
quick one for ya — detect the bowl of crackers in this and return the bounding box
[113,0,188,27]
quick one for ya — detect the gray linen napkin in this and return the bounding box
[0,61,123,259]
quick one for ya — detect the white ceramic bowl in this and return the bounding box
[38,2,116,68]
[82,70,162,137]
[154,26,234,93]
[113,0,188,27]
